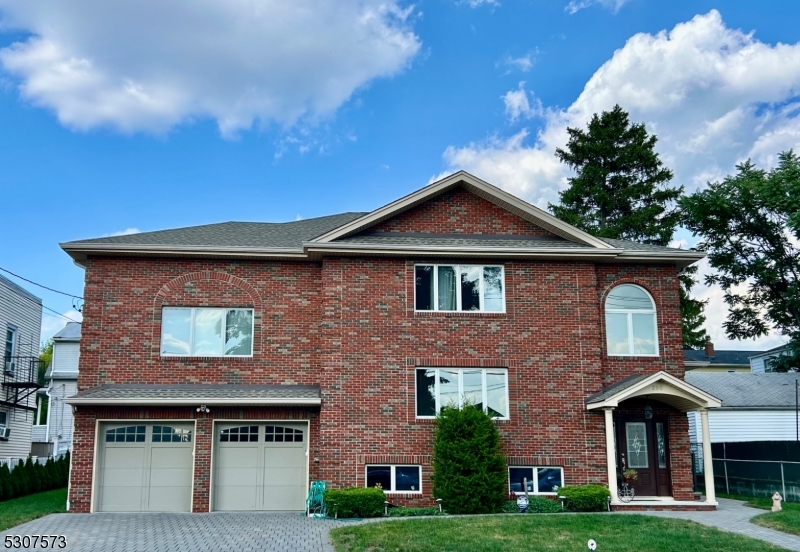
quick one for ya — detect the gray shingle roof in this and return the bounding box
[66,384,321,405]
[52,321,81,341]
[585,373,652,404]
[336,234,585,249]
[683,349,762,366]
[599,237,693,254]
[684,373,800,408]
[63,213,367,250]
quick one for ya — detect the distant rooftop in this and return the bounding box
[683,349,762,366]
[52,321,81,341]
[685,372,800,408]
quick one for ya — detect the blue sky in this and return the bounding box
[1,0,798,350]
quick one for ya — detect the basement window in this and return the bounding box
[366,465,422,493]
[415,265,504,312]
[509,467,563,495]
[161,307,254,357]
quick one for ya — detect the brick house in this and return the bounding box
[61,171,720,514]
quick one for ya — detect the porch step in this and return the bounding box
[611,500,717,511]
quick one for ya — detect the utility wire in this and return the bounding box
[42,305,82,325]
[0,266,84,300]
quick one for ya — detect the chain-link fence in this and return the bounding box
[691,444,799,502]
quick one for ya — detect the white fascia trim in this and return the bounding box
[617,251,706,261]
[586,370,722,410]
[309,171,614,250]
[60,243,306,256]
[684,361,711,367]
[65,397,322,406]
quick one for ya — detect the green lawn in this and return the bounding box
[330,514,789,552]
[717,493,800,537]
[0,489,67,531]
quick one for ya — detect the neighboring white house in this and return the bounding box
[0,274,43,458]
[686,372,800,446]
[32,322,79,456]
[750,345,792,373]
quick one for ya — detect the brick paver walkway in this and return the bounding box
[629,498,800,551]
[2,498,798,551]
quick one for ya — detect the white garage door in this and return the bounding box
[97,423,193,512]
[213,422,307,511]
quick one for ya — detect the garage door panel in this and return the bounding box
[262,466,304,486]
[148,486,191,512]
[97,423,193,513]
[100,486,144,512]
[215,485,257,511]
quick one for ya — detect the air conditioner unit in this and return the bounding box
[0,427,10,441]
[3,362,14,375]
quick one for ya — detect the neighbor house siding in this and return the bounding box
[52,342,80,374]
[689,410,799,443]
[47,378,78,454]
[0,275,42,458]
[750,357,767,373]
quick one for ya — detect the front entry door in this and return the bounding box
[616,418,671,497]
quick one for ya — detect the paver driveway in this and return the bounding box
[0,511,356,552]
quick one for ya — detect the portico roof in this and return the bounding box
[585,371,721,412]
[65,384,322,407]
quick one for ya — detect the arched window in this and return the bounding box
[605,284,658,356]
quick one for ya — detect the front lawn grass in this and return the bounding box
[0,488,67,531]
[717,492,800,537]
[330,514,789,552]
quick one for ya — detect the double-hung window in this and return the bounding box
[415,264,504,312]
[4,325,16,366]
[366,465,422,493]
[415,367,509,419]
[161,307,254,357]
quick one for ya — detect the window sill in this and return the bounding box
[415,417,510,423]
[158,356,255,361]
[383,491,423,495]
[414,311,506,318]
[511,492,559,496]
[607,354,660,359]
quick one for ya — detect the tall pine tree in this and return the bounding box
[549,105,708,349]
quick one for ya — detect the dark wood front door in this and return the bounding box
[616,417,671,497]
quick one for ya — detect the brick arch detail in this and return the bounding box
[151,271,264,358]
[154,270,263,308]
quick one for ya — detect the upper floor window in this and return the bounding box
[415,264,504,312]
[4,325,16,363]
[605,284,658,356]
[416,367,509,419]
[161,307,254,357]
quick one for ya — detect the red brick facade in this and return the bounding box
[68,187,695,512]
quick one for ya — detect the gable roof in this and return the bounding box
[60,171,704,267]
[585,370,721,412]
[685,372,800,409]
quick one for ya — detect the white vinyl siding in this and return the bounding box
[688,410,800,443]
[47,379,78,454]
[0,275,42,458]
[51,342,80,374]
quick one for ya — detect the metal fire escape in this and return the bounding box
[2,356,44,412]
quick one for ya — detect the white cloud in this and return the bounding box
[442,10,800,348]
[460,0,500,7]
[503,82,544,122]
[497,52,536,74]
[40,310,83,342]
[566,0,632,15]
[0,0,420,137]
[106,228,140,237]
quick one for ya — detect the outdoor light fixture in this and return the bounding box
[644,404,653,420]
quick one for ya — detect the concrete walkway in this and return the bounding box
[629,498,800,551]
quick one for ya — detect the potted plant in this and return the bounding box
[622,469,638,483]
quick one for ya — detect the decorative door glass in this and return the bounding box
[625,422,648,468]
[656,422,667,468]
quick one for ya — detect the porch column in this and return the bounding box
[700,409,716,503]
[604,408,620,504]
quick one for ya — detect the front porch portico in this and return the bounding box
[586,371,721,509]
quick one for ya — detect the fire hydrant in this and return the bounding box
[772,492,783,512]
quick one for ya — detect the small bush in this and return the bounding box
[324,487,385,518]
[431,406,507,515]
[386,506,443,517]
[559,484,610,512]
[502,496,561,514]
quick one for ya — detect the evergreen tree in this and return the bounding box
[550,104,707,348]
[431,406,507,514]
[0,463,10,501]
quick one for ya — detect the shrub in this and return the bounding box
[431,406,507,515]
[324,487,385,518]
[0,463,9,501]
[501,496,562,514]
[12,460,30,498]
[386,506,443,517]
[559,484,610,512]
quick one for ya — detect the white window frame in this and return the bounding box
[160,307,255,358]
[0,411,7,426]
[4,325,17,362]
[604,285,659,357]
[414,264,505,313]
[508,466,564,496]
[365,464,422,494]
[415,367,510,420]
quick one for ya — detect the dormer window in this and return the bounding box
[415,264,504,312]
